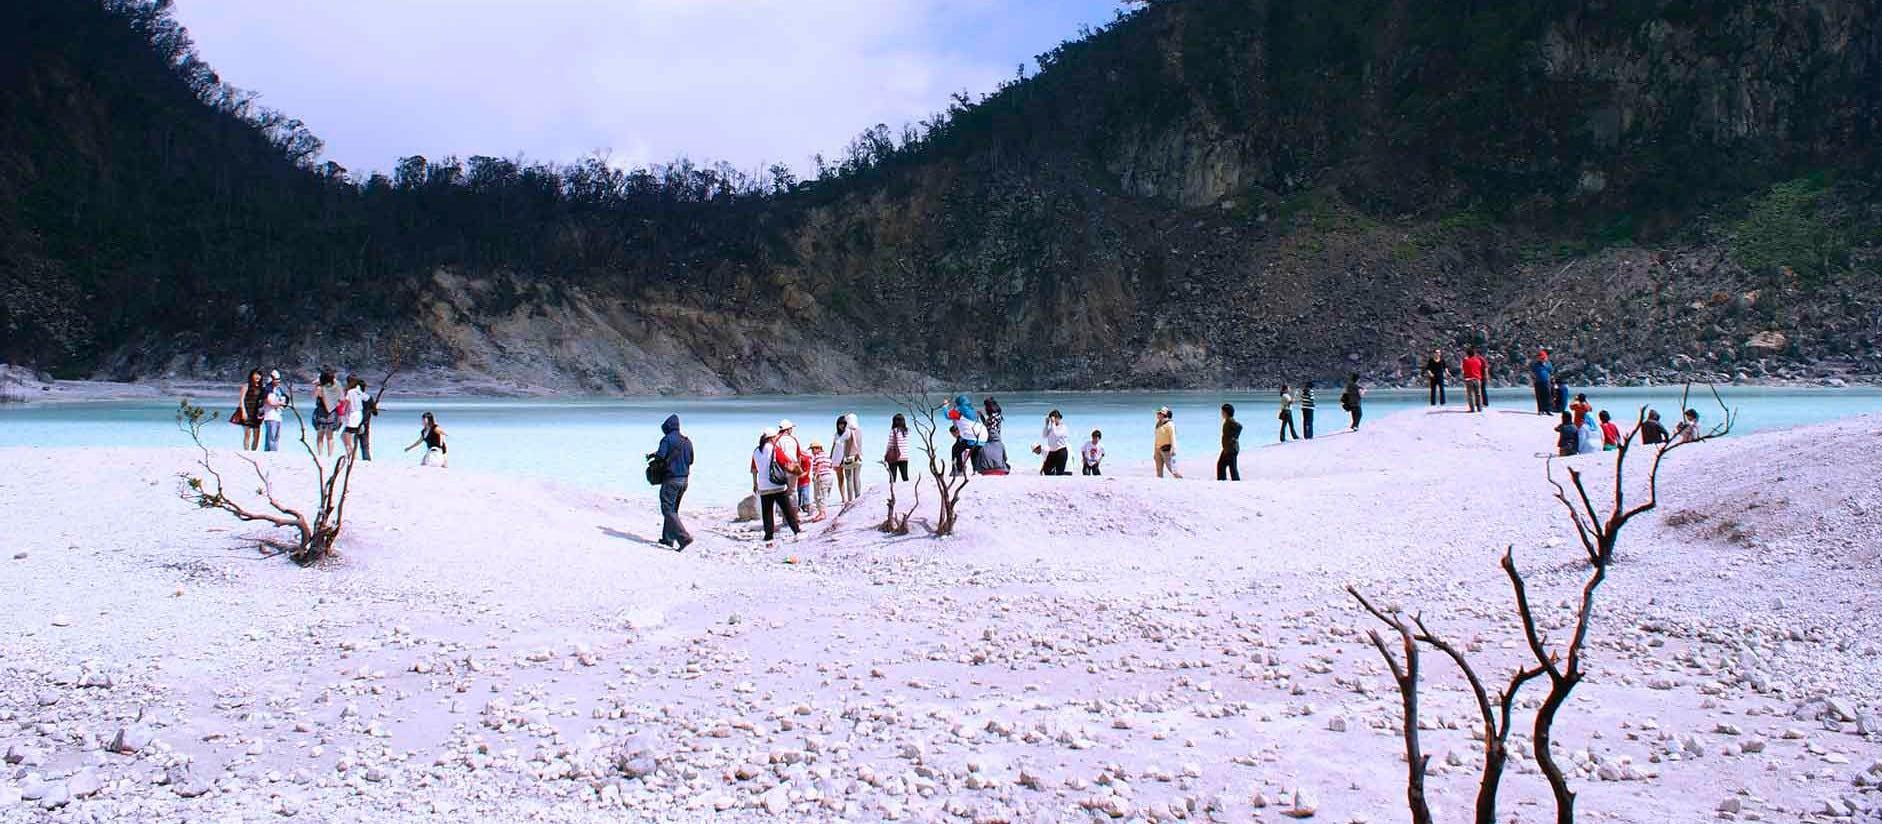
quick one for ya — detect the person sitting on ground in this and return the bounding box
[1640,409,1669,445]
[1577,412,1602,455]
[1555,412,1579,457]
[1598,410,1621,451]
[1673,409,1701,444]
[404,411,449,468]
[1569,393,1593,427]
[1081,430,1104,476]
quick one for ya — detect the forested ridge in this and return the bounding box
[3,0,1879,391]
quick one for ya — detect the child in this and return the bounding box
[809,441,834,520]
[1597,410,1621,450]
[1569,393,1593,427]
[1555,412,1579,457]
[1081,430,1104,476]
[1673,409,1701,444]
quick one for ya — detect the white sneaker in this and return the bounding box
[791,532,802,544]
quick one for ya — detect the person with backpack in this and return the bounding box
[1530,349,1554,415]
[776,419,810,513]
[750,428,801,545]
[1341,373,1364,431]
[648,414,693,550]
[884,414,911,482]
[1216,404,1242,481]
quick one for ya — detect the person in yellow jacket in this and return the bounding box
[1153,406,1182,478]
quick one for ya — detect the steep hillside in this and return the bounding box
[2,0,1879,392]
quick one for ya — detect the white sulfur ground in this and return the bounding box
[0,405,1879,823]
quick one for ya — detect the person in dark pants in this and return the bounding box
[1300,382,1317,439]
[1552,375,1569,415]
[1424,349,1448,406]
[1530,349,1555,415]
[1216,404,1242,481]
[750,429,801,544]
[650,414,694,550]
[1278,385,1299,442]
[1341,374,1364,431]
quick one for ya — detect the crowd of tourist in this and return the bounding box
[229,367,440,467]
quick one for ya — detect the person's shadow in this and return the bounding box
[597,526,669,549]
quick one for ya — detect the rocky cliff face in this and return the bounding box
[7,0,1881,392]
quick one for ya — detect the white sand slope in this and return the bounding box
[1,407,1879,822]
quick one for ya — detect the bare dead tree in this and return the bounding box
[887,389,969,536]
[176,359,404,565]
[879,454,920,536]
[1352,384,1734,824]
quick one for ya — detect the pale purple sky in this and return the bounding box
[171,0,1122,176]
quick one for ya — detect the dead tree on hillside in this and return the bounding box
[1350,384,1734,824]
[177,359,403,565]
[887,389,969,537]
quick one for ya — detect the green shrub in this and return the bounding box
[1730,175,1845,282]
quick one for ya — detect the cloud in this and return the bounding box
[170,0,1113,175]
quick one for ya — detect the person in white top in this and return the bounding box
[884,414,911,482]
[1080,430,1105,476]
[260,370,288,452]
[1037,409,1071,475]
[341,376,369,461]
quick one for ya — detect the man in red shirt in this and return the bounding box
[1461,346,1488,413]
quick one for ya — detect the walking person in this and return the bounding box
[1217,404,1242,481]
[1038,410,1071,475]
[778,420,810,514]
[1462,347,1487,413]
[1424,349,1449,406]
[750,429,801,545]
[405,411,450,468]
[340,375,369,461]
[1341,373,1364,431]
[1300,382,1318,439]
[647,414,692,549]
[236,369,264,451]
[884,414,911,482]
[839,413,863,501]
[312,369,340,456]
[1277,385,1299,442]
[261,370,288,452]
[1153,407,1182,478]
[1081,430,1104,476]
[1530,349,1555,415]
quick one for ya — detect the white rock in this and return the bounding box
[110,723,156,754]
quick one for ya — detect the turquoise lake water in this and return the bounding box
[1,386,1876,505]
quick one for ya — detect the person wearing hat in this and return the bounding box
[1153,407,1182,478]
[808,440,834,520]
[750,427,801,544]
[774,419,809,514]
[1531,349,1555,415]
[260,369,290,452]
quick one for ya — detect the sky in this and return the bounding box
[170,0,1123,177]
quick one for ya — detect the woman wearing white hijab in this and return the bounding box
[840,413,863,503]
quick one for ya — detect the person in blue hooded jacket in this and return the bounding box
[1531,349,1555,415]
[650,414,694,550]
[948,394,985,473]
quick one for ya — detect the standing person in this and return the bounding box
[809,441,834,520]
[312,369,340,456]
[1530,350,1555,415]
[1277,385,1299,442]
[1216,404,1242,481]
[1554,412,1579,456]
[404,411,449,467]
[1341,373,1364,431]
[341,375,369,461]
[829,416,849,502]
[981,398,1004,444]
[749,429,800,545]
[1038,410,1071,475]
[840,413,863,500]
[1640,409,1669,445]
[884,414,911,482]
[237,369,264,451]
[644,414,691,549]
[777,419,809,513]
[1153,407,1182,478]
[1597,410,1621,451]
[1568,393,1593,427]
[261,370,287,452]
[1424,349,1449,406]
[1461,347,1487,413]
[1552,375,1569,416]
[354,378,383,461]
[1300,382,1318,439]
[1081,430,1104,476]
